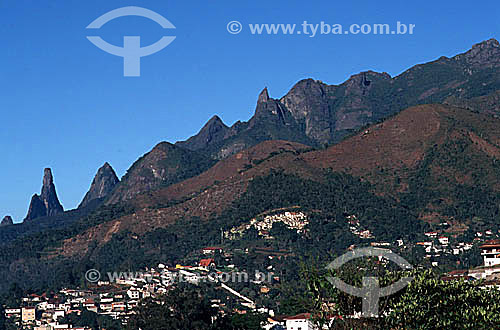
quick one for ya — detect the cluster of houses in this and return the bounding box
[3,246,280,329]
[4,278,172,329]
[415,231,474,266]
[347,215,374,239]
[7,212,500,330]
[3,241,332,330]
[5,289,99,329]
[225,211,309,240]
[439,239,500,286]
[348,214,489,268]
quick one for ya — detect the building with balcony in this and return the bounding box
[480,240,500,267]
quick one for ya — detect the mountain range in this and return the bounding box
[9,38,499,223]
[177,38,499,156]
[0,38,498,293]
[77,38,500,208]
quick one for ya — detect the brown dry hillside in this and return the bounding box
[302,104,500,225]
[54,104,500,257]
[304,104,500,192]
[130,140,317,209]
[55,140,322,257]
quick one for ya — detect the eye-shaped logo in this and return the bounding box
[326,247,413,317]
[86,6,176,77]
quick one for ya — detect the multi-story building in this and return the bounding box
[480,240,500,267]
[21,307,36,323]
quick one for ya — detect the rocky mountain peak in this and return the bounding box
[279,79,331,142]
[252,87,290,125]
[282,78,324,101]
[345,71,391,89]
[79,162,120,208]
[0,216,13,227]
[201,115,229,137]
[454,38,500,68]
[42,168,53,187]
[25,194,48,222]
[472,38,499,50]
[280,79,327,119]
[176,38,499,159]
[24,168,64,222]
[106,141,216,204]
[206,115,224,126]
[175,115,230,151]
[258,87,270,104]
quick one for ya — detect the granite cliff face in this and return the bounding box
[451,38,499,69]
[0,216,13,227]
[79,163,119,208]
[106,142,216,204]
[250,87,295,126]
[177,39,500,158]
[24,168,64,222]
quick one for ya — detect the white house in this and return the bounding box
[438,236,449,245]
[285,313,315,330]
[5,308,21,318]
[127,289,140,300]
[481,240,500,267]
[53,309,65,321]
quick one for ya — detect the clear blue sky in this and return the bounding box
[1,0,498,222]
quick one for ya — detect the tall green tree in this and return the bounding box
[385,270,500,329]
[127,287,224,330]
[126,287,267,330]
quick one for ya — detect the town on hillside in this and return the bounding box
[5,211,500,330]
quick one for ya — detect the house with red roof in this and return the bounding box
[199,258,216,269]
[481,239,500,267]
